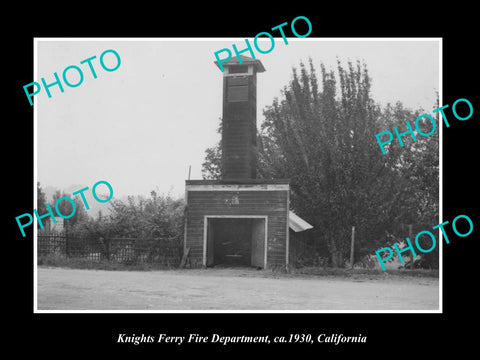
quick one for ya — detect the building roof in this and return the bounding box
[289,211,313,232]
[214,54,266,73]
[186,179,290,185]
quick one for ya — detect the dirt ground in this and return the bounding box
[36,267,439,311]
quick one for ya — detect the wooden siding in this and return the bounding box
[222,74,257,179]
[185,188,289,269]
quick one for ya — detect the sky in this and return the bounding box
[35,38,440,200]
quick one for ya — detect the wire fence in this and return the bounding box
[37,231,182,267]
[288,222,439,269]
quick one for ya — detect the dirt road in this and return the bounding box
[37,267,439,311]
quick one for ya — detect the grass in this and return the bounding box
[38,254,439,278]
[290,266,439,278]
[37,254,177,271]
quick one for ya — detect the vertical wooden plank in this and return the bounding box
[286,190,290,269]
[203,216,208,267]
[251,218,265,268]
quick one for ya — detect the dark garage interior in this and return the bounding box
[206,218,265,268]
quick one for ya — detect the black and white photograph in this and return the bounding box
[33,38,441,312]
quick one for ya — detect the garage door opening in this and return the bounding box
[206,217,266,268]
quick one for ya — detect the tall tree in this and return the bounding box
[37,182,47,229]
[202,118,222,180]
[202,58,439,267]
[37,182,47,215]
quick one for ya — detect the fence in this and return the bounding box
[288,222,439,269]
[37,231,183,267]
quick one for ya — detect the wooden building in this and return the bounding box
[184,55,311,270]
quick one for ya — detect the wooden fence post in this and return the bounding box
[350,226,355,269]
[408,224,413,269]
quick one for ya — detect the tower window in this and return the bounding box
[229,65,249,74]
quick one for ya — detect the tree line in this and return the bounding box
[36,183,184,241]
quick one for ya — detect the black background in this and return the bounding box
[6,4,478,356]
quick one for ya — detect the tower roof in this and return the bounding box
[214,55,266,73]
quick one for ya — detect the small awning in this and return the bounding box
[289,211,313,232]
